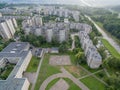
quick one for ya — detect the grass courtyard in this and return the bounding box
[33,52,107,90]
[80,76,106,90]
[26,56,40,72]
[34,54,61,90]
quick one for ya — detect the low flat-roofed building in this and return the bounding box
[35,48,43,58]
[50,47,59,53]
[0,42,32,90]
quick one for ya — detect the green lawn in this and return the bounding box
[101,39,120,59]
[80,76,106,90]
[46,78,60,90]
[64,78,81,90]
[64,65,88,78]
[26,56,40,72]
[34,54,61,90]
[46,78,81,90]
[81,64,102,73]
[95,70,108,82]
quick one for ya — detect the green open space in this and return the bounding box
[80,76,106,90]
[64,78,81,90]
[64,65,87,78]
[46,78,81,90]
[101,39,120,59]
[34,52,107,90]
[81,64,102,73]
[34,54,61,90]
[26,56,40,72]
[95,70,108,82]
[46,78,60,90]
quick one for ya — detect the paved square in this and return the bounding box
[50,79,69,90]
[49,55,71,65]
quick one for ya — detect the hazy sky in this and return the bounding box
[1,0,120,7]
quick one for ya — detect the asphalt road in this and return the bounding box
[85,15,120,53]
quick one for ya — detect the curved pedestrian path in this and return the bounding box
[39,67,89,90]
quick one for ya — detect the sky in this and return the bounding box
[1,0,120,7]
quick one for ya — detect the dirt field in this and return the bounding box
[49,55,71,66]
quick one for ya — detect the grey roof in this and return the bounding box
[2,42,29,54]
[0,42,31,90]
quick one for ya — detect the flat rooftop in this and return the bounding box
[0,42,31,90]
[2,42,29,54]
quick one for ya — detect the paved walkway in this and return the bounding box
[23,72,36,84]
[78,69,103,80]
[78,65,108,86]
[104,68,110,77]
[85,15,120,53]
[39,67,89,90]
[31,50,45,90]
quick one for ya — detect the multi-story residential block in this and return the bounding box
[72,11,80,22]
[12,18,18,28]
[32,16,43,26]
[59,29,66,43]
[0,18,18,40]
[6,19,16,35]
[0,22,12,39]
[79,31,102,69]
[46,29,53,42]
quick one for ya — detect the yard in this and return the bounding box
[46,78,60,90]
[34,54,61,90]
[80,76,106,90]
[34,52,107,90]
[64,78,81,90]
[26,56,40,72]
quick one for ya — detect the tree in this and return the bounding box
[59,42,68,53]
[73,48,83,54]
[104,57,120,70]
[75,51,86,64]
[51,37,59,47]
[98,46,107,60]
[106,75,120,90]
[75,36,81,48]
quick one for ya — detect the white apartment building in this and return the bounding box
[35,28,42,36]
[0,18,18,40]
[46,29,53,42]
[0,22,12,39]
[72,11,80,22]
[79,31,102,69]
[59,29,66,43]
[32,16,43,26]
[6,19,16,35]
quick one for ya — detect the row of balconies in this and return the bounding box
[79,31,102,69]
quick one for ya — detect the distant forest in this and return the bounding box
[90,9,120,41]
